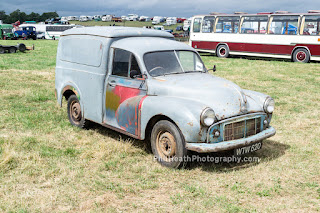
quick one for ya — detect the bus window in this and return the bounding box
[193,18,202,33]
[215,16,240,33]
[269,15,300,35]
[202,16,215,33]
[241,16,268,34]
[303,15,320,35]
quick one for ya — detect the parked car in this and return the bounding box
[153,25,164,31]
[37,31,46,39]
[164,29,173,33]
[55,27,276,168]
[14,26,37,40]
[176,25,183,31]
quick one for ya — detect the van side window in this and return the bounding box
[130,55,141,73]
[112,49,141,78]
[112,49,131,77]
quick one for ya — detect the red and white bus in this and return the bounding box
[190,11,320,62]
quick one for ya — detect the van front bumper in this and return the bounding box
[185,126,276,153]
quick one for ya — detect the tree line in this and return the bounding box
[0,10,59,24]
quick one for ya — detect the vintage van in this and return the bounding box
[55,27,276,168]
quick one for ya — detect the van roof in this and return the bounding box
[61,26,174,38]
[111,37,194,56]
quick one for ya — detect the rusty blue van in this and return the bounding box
[55,27,276,168]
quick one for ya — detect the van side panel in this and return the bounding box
[55,35,113,123]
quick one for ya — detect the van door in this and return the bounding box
[104,48,147,137]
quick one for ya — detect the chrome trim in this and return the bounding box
[188,126,276,153]
[206,112,266,142]
[200,107,215,126]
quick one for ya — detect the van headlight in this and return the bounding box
[200,108,216,126]
[264,97,275,114]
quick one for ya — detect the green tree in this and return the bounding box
[7,9,27,23]
[40,11,59,21]
[0,10,9,23]
[27,12,41,22]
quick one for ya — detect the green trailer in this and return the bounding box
[0,24,14,40]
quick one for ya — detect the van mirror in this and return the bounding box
[208,65,217,72]
[130,70,142,79]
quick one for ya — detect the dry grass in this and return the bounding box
[0,40,319,212]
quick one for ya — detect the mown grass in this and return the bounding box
[0,40,320,212]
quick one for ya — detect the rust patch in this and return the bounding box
[187,122,193,126]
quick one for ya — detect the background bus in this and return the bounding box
[190,11,320,62]
[19,23,76,40]
[0,24,14,40]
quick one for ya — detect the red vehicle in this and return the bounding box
[177,18,186,23]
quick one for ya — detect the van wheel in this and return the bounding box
[293,48,310,63]
[216,44,229,58]
[151,120,188,168]
[67,95,88,128]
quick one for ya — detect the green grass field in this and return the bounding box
[0,39,319,212]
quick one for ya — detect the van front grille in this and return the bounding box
[224,118,261,141]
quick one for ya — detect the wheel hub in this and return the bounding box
[157,132,176,159]
[296,51,306,61]
[71,101,81,122]
[220,48,226,56]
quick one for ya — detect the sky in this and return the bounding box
[1,0,320,18]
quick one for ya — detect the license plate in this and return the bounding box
[234,142,262,156]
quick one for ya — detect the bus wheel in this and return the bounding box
[293,48,310,63]
[52,36,55,40]
[0,47,5,54]
[216,44,229,58]
[151,120,188,169]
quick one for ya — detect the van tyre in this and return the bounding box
[293,48,310,63]
[67,95,89,128]
[151,120,188,169]
[216,44,229,58]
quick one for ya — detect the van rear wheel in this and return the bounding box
[151,120,188,168]
[67,95,88,128]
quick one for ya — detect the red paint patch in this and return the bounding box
[113,85,141,104]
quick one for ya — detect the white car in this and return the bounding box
[37,31,46,39]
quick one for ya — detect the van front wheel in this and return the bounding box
[67,95,88,128]
[151,120,188,168]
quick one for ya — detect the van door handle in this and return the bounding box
[108,81,116,87]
